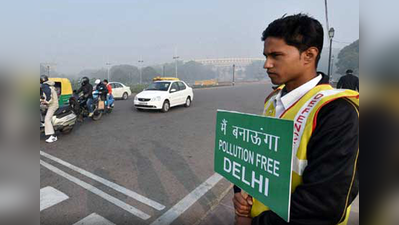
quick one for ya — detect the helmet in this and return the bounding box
[40,75,48,84]
[81,77,89,86]
[95,79,101,85]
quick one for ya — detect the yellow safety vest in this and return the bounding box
[251,84,359,225]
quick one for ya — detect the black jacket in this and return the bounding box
[77,83,93,99]
[337,74,359,91]
[235,75,359,225]
[95,82,108,100]
[41,83,52,101]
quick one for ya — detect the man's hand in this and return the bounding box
[233,191,253,217]
[235,215,252,225]
[40,99,48,105]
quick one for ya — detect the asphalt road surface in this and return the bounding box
[40,81,272,225]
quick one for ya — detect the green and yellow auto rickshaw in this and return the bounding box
[48,78,73,106]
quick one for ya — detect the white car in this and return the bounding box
[134,80,193,112]
[109,82,132,100]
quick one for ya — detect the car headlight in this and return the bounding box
[151,96,161,101]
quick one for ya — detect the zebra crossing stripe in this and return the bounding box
[150,173,223,225]
[40,186,69,211]
[40,150,165,211]
[73,213,115,225]
[40,160,151,220]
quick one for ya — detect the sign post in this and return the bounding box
[214,110,294,222]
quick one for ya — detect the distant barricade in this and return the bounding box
[194,79,218,87]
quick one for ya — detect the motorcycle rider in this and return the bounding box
[76,77,94,117]
[94,79,108,100]
[40,75,59,143]
[103,79,114,109]
[94,79,108,111]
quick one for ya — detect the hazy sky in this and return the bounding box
[10,0,360,74]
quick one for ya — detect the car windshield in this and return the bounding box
[145,82,170,91]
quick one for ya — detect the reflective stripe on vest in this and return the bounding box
[251,84,359,225]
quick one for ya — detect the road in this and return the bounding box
[40,81,272,225]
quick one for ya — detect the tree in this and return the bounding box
[335,40,359,75]
[40,64,48,76]
[178,61,216,82]
[153,61,216,82]
[142,66,160,83]
[110,65,140,84]
[245,60,266,81]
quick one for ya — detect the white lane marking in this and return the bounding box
[40,160,151,220]
[73,213,115,225]
[40,186,69,211]
[40,151,165,211]
[150,173,223,225]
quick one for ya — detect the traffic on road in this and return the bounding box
[40,80,269,225]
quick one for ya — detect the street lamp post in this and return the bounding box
[138,60,144,84]
[173,56,179,78]
[162,64,166,77]
[331,55,335,82]
[41,63,56,77]
[232,64,236,86]
[106,63,112,81]
[327,27,335,83]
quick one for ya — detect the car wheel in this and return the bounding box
[185,97,191,107]
[161,100,170,113]
[122,92,128,100]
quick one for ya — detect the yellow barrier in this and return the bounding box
[194,79,218,86]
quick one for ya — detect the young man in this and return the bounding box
[40,75,59,143]
[233,14,359,225]
[76,77,94,117]
[103,79,114,109]
[337,69,359,91]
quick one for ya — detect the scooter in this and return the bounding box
[40,103,77,134]
[69,91,103,121]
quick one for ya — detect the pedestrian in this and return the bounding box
[233,14,359,225]
[337,69,359,91]
[40,75,59,143]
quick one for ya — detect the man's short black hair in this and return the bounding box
[262,13,324,66]
[103,79,108,83]
[346,69,353,74]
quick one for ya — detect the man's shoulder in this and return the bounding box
[318,97,358,119]
[264,87,282,104]
[42,84,50,89]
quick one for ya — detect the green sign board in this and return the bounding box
[214,110,294,222]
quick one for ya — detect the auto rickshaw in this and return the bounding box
[48,78,73,106]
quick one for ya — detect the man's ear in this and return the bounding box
[302,47,319,65]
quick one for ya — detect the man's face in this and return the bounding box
[263,37,305,85]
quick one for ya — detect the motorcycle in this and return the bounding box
[40,103,77,134]
[92,90,114,115]
[69,88,114,121]
[69,91,103,121]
